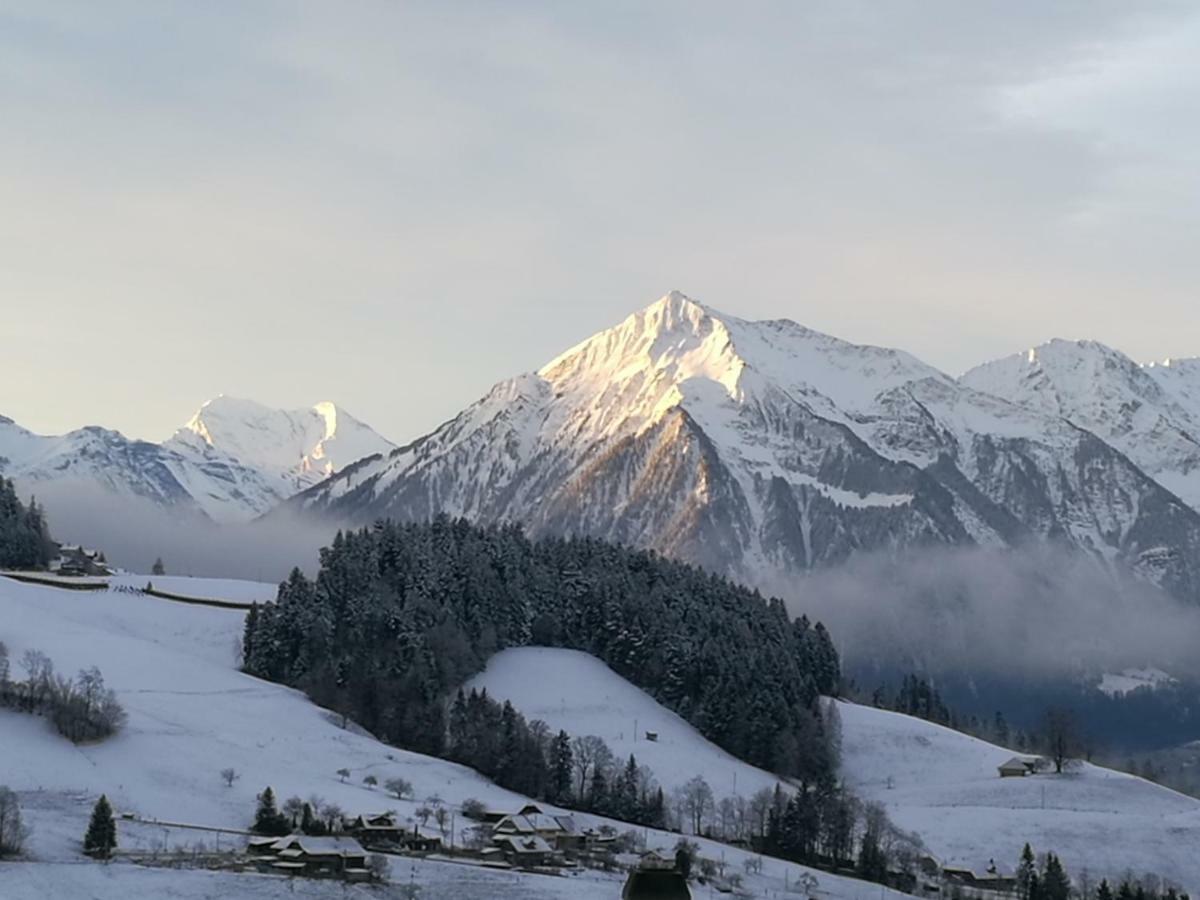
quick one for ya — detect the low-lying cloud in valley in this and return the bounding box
[781,543,1200,682]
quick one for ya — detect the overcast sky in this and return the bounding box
[3,1,1199,442]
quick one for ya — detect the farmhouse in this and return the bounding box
[493,833,554,867]
[346,812,404,842]
[249,835,370,880]
[53,544,111,577]
[942,865,1018,893]
[997,756,1040,778]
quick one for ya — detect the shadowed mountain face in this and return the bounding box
[289,292,1200,604]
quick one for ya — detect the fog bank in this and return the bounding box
[778,544,1200,680]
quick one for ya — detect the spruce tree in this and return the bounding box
[1098,880,1114,900]
[1018,843,1037,900]
[1042,853,1071,900]
[84,794,117,859]
[550,730,574,803]
[253,786,289,836]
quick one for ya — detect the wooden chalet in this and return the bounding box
[249,835,370,881]
[493,833,554,867]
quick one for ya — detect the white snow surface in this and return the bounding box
[0,576,907,900]
[166,395,394,499]
[465,647,789,799]
[838,701,1200,893]
[0,397,393,525]
[1097,667,1178,698]
[964,340,1200,511]
[472,647,1200,894]
[108,572,280,603]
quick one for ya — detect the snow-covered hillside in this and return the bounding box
[463,646,1200,894]
[291,291,1200,604]
[0,398,393,525]
[0,576,905,900]
[465,647,788,800]
[839,702,1200,893]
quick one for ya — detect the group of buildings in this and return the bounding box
[243,801,622,881]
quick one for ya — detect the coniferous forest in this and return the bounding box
[243,517,841,783]
[0,477,53,570]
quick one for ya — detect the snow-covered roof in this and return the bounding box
[493,834,553,855]
[269,836,366,857]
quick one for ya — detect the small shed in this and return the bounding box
[997,756,1039,778]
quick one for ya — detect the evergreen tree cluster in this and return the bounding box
[871,675,953,726]
[762,785,920,886]
[1017,843,1190,900]
[0,478,53,570]
[252,787,292,836]
[447,687,667,828]
[243,518,841,780]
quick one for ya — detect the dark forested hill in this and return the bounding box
[243,517,840,781]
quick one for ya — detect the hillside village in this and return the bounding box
[3,559,1199,899]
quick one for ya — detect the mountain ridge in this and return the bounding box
[0,397,394,524]
[289,291,1200,604]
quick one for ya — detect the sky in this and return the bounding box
[3,1,1200,443]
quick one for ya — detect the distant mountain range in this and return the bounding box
[0,397,394,523]
[8,291,1200,603]
[288,292,1200,603]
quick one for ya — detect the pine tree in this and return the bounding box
[84,794,117,859]
[253,786,289,836]
[1018,843,1037,900]
[152,557,165,576]
[242,603,259,669]
[1042,853,1071,900]
[549,730,574,803]
[1098,880,1114,900]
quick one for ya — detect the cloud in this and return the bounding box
[779,542,1200,680]
[2,2,1200,442]
[29,480,334,583]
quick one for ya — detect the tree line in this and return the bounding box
[447,686,667,828]
[242,517,841,783]
[1017,842,1189,900]
[0,641,127,743]
[0,477,53,570]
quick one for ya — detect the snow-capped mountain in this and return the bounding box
[290,292,1200,603]
[0,399,393,524]
[163,396,394,518]
[963,341,1200,512]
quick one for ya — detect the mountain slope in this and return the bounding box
[291,292,1200,603]
[466,645,1200,893]
[0,574,904,900]
[964,341,1200,513]
[840,701,1200,892]
[0,399,393,525]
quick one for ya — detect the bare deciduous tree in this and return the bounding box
[676,776,714,835]
[1042,707,1082,774]
[384,777,412,800]
[220,768,239,788]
